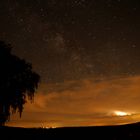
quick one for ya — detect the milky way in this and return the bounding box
[0,0,140,83]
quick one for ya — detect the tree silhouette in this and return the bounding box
[0,41,40,126]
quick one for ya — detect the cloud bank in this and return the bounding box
[8,75,140,127]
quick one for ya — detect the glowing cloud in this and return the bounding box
[7,75,140,127]
[113,111,131,117]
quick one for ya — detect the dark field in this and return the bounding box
[1,122,140,140]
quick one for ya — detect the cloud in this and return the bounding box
[8,75,140,127]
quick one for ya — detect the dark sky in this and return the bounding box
[1,0,140,127]
[0,0,140,83]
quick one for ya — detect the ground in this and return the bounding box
[1,122,140,139]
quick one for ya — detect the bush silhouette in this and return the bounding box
[0,41,40,126]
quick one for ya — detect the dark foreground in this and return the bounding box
[1,122,140,140]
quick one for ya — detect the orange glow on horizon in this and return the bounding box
[6,76,140,128]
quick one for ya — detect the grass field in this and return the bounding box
[1,122,140,139]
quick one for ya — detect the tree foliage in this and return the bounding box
[0,41,40,125]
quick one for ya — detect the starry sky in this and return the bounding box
[1,0,140,127]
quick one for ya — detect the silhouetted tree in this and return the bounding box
[0,41,40,126]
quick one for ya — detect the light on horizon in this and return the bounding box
[114,111,131,117]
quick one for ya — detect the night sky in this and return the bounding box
[1,0,140,128]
